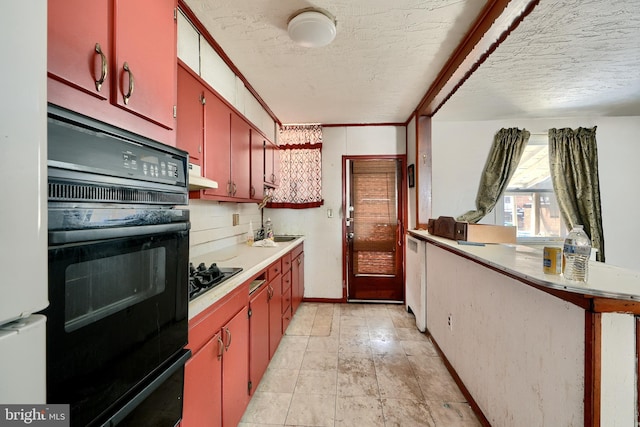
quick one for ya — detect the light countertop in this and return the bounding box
[408,230,640,302]
[188,236,305,320]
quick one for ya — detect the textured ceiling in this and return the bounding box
[184,0,640,125]
[183,0,489,124]
[436,0,640,121]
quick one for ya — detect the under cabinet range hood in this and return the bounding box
[188,163,218,190]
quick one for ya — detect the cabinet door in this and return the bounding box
[250,130,265,201]
[249,286,270,396]
[47,0,110,100]
[203,93,231,198]
[113,0,176,129]
[292,253,304,314]
[265,141,280,186]
[177,65,204,164]
[268,275,283,359]
[230,113,251,199]
[182,333,223,427]
[222,306,249,427]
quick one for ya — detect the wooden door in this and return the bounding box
[47,0,110,100]
[113,0,176,128]
[265,141,280,186]
[182,332,223,427]
[222,306,249,427]
[249,285,269,396]
[203,93,231,198]
[345,158,405,301]
[230,113,251,199]
[177,65,204,164]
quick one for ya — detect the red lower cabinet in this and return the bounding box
[182,333,222,426]
[249,284,270,396]
[222,307,250,427]
[182,285,249,427]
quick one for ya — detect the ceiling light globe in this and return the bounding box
[287,9,336,48]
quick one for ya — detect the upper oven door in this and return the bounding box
[44,212,189,427]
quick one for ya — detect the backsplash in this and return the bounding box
[187,199,262,259]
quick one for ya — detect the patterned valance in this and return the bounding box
[268,124,324,209]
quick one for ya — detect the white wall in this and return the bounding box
[188,200,262,260]
[430,116,640,271]
[264,126,406,300]
[426,243,585,426]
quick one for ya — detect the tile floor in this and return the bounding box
[240,302,482,427]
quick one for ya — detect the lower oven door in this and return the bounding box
[44,221,189,427]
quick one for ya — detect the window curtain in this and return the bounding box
[457,128,530,223]
[548,127,605,262]
[267,124,324,209]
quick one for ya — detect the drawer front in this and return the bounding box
[282,270,292,293]
[267,259,282,281]
[281,284,292,315]
[291,243,303,260]
[281,308,292,334]
[281,252,292,273]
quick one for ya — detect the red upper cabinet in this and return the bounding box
[112,0,176,128]
[48,0,110,100]
[177,64,204,164]
[230,113,251,199]
[250,129,265,201]
[47,0,177,145]
[265,141,280,187]
[202,93,231,198]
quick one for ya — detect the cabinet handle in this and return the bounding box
[199,93,206,105]
[297,258,301,265]
[271,173,276,183]
[94,43,107,92]
[232,182,237,196]
[217,335,224,360]
[122,62,135,105]
[225,327,232,351]
[250,186,255,198]
[226,180,233,196]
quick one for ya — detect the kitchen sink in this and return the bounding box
[273,235,298,242]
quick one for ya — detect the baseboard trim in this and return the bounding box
[426,328,492,427]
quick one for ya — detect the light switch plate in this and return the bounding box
[327,208,333,218]
[232,213,240,226]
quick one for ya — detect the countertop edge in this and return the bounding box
[188,237,305,320]
[407,230,640,307]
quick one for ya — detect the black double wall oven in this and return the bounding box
[43,105,191,427]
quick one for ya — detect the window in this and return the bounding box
[500,134,566,241]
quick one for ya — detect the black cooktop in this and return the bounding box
[188,262,243,301]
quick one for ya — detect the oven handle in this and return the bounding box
[101,349,191,427]
[49,222,190,245]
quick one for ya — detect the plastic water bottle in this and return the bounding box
[265,218,274,241]
[563,225,591,282]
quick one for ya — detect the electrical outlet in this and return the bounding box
[327,208,333,218]
[232,213,240,226]
[447,313,453,331]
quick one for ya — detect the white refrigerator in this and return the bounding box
[0,1,48,404]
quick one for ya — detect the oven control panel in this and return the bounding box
[47,109,187,190]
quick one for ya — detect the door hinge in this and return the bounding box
[173,105,177,118]
[248,308,252,318]
[248,381,253,392]
[174,8,178,21]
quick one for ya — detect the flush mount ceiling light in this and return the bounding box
[287,8,337,48]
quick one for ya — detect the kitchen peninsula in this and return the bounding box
[408,230,640,427]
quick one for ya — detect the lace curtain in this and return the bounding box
[268,124,324,209]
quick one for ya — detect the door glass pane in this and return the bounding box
[352,159,398,276]
[65,247,166,332]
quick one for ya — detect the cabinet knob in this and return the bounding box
[94,43,107,92]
